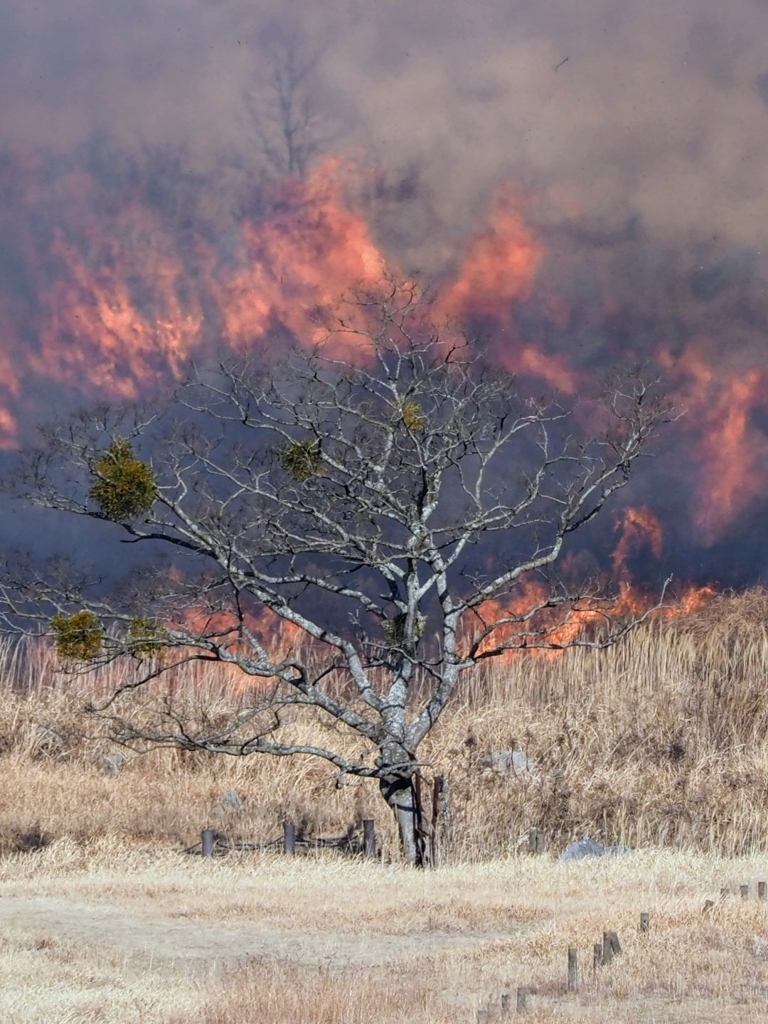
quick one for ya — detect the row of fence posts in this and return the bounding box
[475,988,529,1021]
[495,899,763,1016]
[200,771,448,863]
[201,826,768,903]
[704,880,768,911]
[476,915,650,1018]
[197,827,768,1018]
[200,818,379,859]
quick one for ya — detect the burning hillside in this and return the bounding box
[0,154,549,446]
[0,0,767,599]
[0,146,765,597]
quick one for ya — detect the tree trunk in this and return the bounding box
[380,771,423,866]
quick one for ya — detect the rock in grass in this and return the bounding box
[559,836,632,861]
[219,791,244,812]
[100,752,127,775]
[481,749,537,775]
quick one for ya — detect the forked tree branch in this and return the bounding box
[0,282,674,802]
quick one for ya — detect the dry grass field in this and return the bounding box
[2,590,768,1021]
[3,843,768,1023]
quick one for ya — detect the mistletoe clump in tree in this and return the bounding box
[2,284,670,864]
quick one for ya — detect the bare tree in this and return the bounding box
[249,36,333,179]
[1,284,671,864]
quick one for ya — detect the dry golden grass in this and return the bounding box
[2,589,768,1020]
[3,589,768,859]
[2,841,768,1022]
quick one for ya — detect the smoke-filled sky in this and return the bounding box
[4,0,768,258]
[2,0,768,588]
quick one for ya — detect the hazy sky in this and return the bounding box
[3,1,768,580]
[2,0,768,259]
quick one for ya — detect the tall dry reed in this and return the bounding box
[2,590,768,858]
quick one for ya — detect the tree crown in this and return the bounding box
[0,286,671,806]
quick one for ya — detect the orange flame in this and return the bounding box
[438,188,578,393]
[215,162,388,356]
[171,602,306,671]
[32,222,205,398]
[612,506,664,577]
[0,148,766,575]
[442,188,543,320]
[661,347,768,544]
[467,579,717,660]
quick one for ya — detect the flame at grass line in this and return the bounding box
[463,508,716,660]
[464,580,718,662]
[151,591,719,692]
[83,504,719,681]
[168,604,306,664]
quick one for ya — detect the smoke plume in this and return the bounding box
[1,0,768,586]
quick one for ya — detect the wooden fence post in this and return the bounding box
[516,987,528,1012]
[476,1009,488,1024]
[607,931,622,956]
[759,881,767,901]
[568,946,579,991]
[500,991,511,1015]
[283,819,296,856]
[201,829,215,858]
[640,912,650,933]
[432,774,449,867]
[528,828,545,854]
[413,771,430,868]
[593,942,603,971]
[741,884,749,900]
[363,818,376,859]
[602,932,613,965]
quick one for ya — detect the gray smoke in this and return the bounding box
[2,0,768,268]
[3,0,768,583]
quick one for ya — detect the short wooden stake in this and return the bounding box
[703,899,715,913]
[516,987,528,1012]
[500,991,511,1016]
[741,884,749,900]
[607,930,622,955]
[201,828,215,858]
[593,942,603,970]
[431,774,450,868]
[568,946,579,991]
[639,912,650,933]
[720,886,730,900]
[283,819,296,856]
[759,881,767,901]
[529,828,545,854]
[602,932,614,965]
[363,818,376,859]
[477,1009,489,1024]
